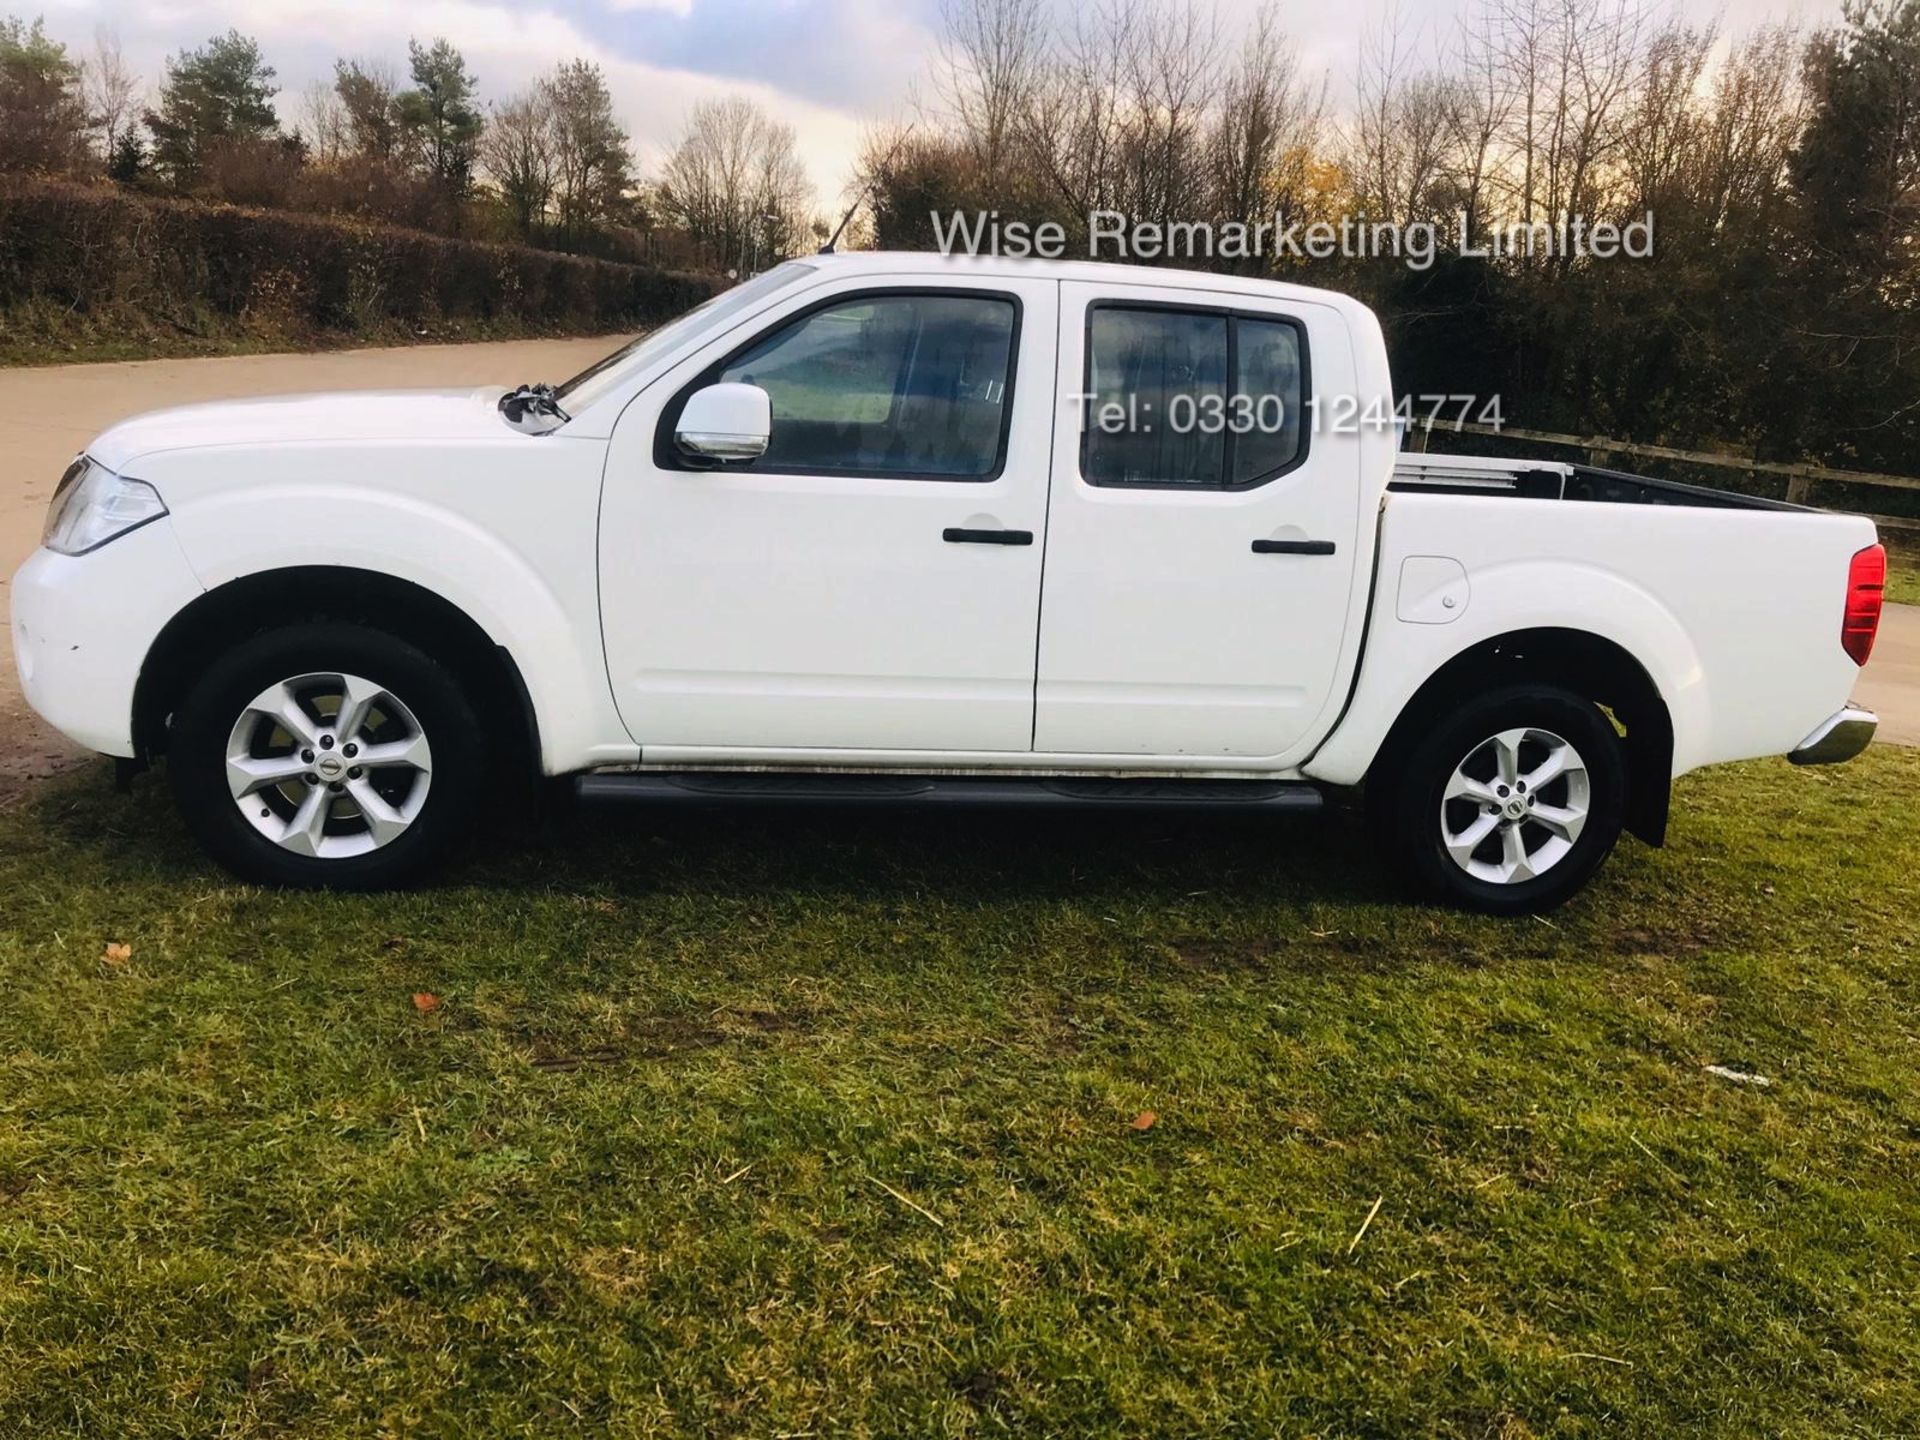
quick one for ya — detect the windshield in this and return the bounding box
[554,262,817,413]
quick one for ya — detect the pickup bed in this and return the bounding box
[10,253,1886,912]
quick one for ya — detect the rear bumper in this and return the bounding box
[11,522,204,758]
[1789,706,1878,766]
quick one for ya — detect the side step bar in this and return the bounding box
[576,772,1325,813]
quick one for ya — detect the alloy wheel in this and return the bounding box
[1439,726,1591,885]
[224,672,433,859]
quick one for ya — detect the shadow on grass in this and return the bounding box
[25,758,1400,913]
[18,757,1727,1001]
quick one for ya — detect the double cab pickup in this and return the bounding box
[10,254,1886,911]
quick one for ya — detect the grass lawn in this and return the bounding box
[1884,547,1920,607]
[3,751,1918,1436]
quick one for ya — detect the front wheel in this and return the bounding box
[168,624,484,889]
[1371,684,1628,915]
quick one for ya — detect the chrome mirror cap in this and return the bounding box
[675,382,771,462]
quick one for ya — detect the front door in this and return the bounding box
[1035,280,1367,759]
[599,275,1057,753]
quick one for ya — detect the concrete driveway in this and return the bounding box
[1855,599,1920,746]
[3,341,1917,799]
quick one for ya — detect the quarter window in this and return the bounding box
[715,293,1017,478]
[1232,319,1306,483]
[1082,304,1308,488]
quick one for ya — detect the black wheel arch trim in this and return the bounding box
[132,566,541,785]
[1363,627,1674,848]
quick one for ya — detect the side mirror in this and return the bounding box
[675,382,771,462]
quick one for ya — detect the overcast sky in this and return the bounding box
[33,0,1842,208]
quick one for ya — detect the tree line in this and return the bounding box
[0,16,815,270]
[871,0,1920,478]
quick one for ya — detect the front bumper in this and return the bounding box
[1789,706,1878,766]
[11,521,204,758]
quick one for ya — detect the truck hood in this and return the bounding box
[89,387,517,472]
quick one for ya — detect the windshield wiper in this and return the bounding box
[499,382,570,434]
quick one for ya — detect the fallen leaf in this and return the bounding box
[1130,1111,1158,1131]
[412,992,442,1013]
[102,942,131,965]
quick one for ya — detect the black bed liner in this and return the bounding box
[1390,460,1804,512]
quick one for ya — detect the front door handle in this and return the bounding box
[1252,538,1337,555]
[945,527,1034,546]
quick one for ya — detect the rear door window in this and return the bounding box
[1082,304,1308,489]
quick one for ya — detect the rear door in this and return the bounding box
[1035,280,1367,758]
[599,274,1057,753]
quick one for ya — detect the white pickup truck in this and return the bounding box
[10,254,1887,912]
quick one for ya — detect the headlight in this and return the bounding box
[42,458,168,556]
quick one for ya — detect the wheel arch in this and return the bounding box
[133,566,540,783]
[1353,627,1675,846]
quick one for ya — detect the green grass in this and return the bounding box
[1884,548,1920,607]
[3,752,1919,1435]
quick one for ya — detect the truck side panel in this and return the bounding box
[146,438,634,776]
[1306,491,1876,787]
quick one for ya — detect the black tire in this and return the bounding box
[1370,683,1627,915]
[168,623,484,890]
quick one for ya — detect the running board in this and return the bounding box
[576,772,1325,813]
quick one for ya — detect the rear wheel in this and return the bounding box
[169,624,484,889]
[1372,684,1627,915]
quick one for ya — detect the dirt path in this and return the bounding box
[4,340,1918,805]
[0,335,622,804]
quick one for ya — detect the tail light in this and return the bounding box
[1842,543,1886,666]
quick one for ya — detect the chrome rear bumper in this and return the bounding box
[1789,706,1878,766]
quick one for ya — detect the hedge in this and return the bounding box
[0,179,721,350]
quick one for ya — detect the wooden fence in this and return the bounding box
[1420,422,1920,535]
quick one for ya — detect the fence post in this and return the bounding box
[1785,467,1814,506]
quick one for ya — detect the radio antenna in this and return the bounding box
[820,124,914,255]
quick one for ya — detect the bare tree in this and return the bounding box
[658,96,813,271]
[1619,21,1713,216]
[480,87,558,239]
[1117,0,1221,225]
[1551,0,1648,239]
[1698,24,1805,240]
[1206,8,1325,245]
[1494,0,1649,238]
[1442,0,1516,241]
[1350,13,1454,224]
[85,26,140,158]
[1021,0,1139,219]
[299,78,351,164]
[935,0,1046,183]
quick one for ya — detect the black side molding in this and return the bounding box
[578,772,1325,814]
[1252,538,1337,555]
[944,527,1034,546]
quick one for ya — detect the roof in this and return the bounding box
[795,250,1372,317]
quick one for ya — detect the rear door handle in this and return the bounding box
[944,527,1034,546]
[1252,538,1336,555]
